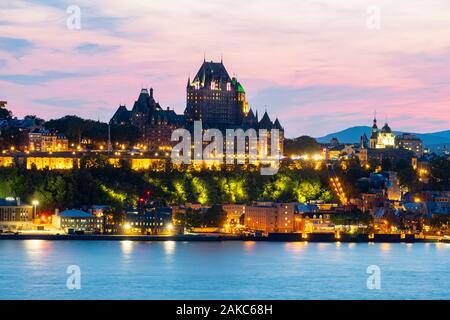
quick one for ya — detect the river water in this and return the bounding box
[0,240,448,299]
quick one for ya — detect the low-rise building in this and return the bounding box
[52,209,102,233]
[222,204,246,226]
[396,133,424,157]
[294,203,335,232]
[123,207,173,235]
[29,129,69,152]
[244,202,296,233]
[0,198,34,231]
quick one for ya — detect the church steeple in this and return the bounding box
[370,113,379,149]
[372,115,377,130]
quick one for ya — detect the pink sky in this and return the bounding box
[1,0,450,137]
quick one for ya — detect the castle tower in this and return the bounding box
[185,60,248,129]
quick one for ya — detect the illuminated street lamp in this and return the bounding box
[32,200,39,220]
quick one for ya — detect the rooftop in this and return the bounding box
[59,209,94,218]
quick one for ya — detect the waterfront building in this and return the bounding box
[295,203,335,233]
[0,198,34,231]
[123,207,173,235]
[244,202,296,233]
[52,209,102,233]
[222,204,246,226]
[29,129,69,152]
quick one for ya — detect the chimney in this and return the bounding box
[55,208,59,216]
[150,88,153,98]
[16,197,20,206]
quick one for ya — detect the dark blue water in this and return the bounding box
[0,240,449,300]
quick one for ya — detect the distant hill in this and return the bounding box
[316,126,450,148]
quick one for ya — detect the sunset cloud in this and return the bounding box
[1,0,450,137]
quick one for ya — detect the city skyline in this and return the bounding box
[1,1,450,138]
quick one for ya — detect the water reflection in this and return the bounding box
[164,241,176,255]
[380,243,392,253]
[434,242,447,250]
[23,240,50,259]
[243,241,256,255]
[284,242,308,253]
[120,240,134,256]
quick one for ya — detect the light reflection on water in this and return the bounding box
[120,240,134,256]
[0,240,449,300]
[163,241,176,255]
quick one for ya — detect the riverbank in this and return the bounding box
[0,233,445,243]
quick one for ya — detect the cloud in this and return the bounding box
[1,0,450,134]
[75,43,120,54]
[0,71,84,85]
[33,98,90,108]
[0,37,33,57]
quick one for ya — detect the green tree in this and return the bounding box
[284,136,320,156]
[396,159,418,190]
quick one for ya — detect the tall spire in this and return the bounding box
[372,110,378,128]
